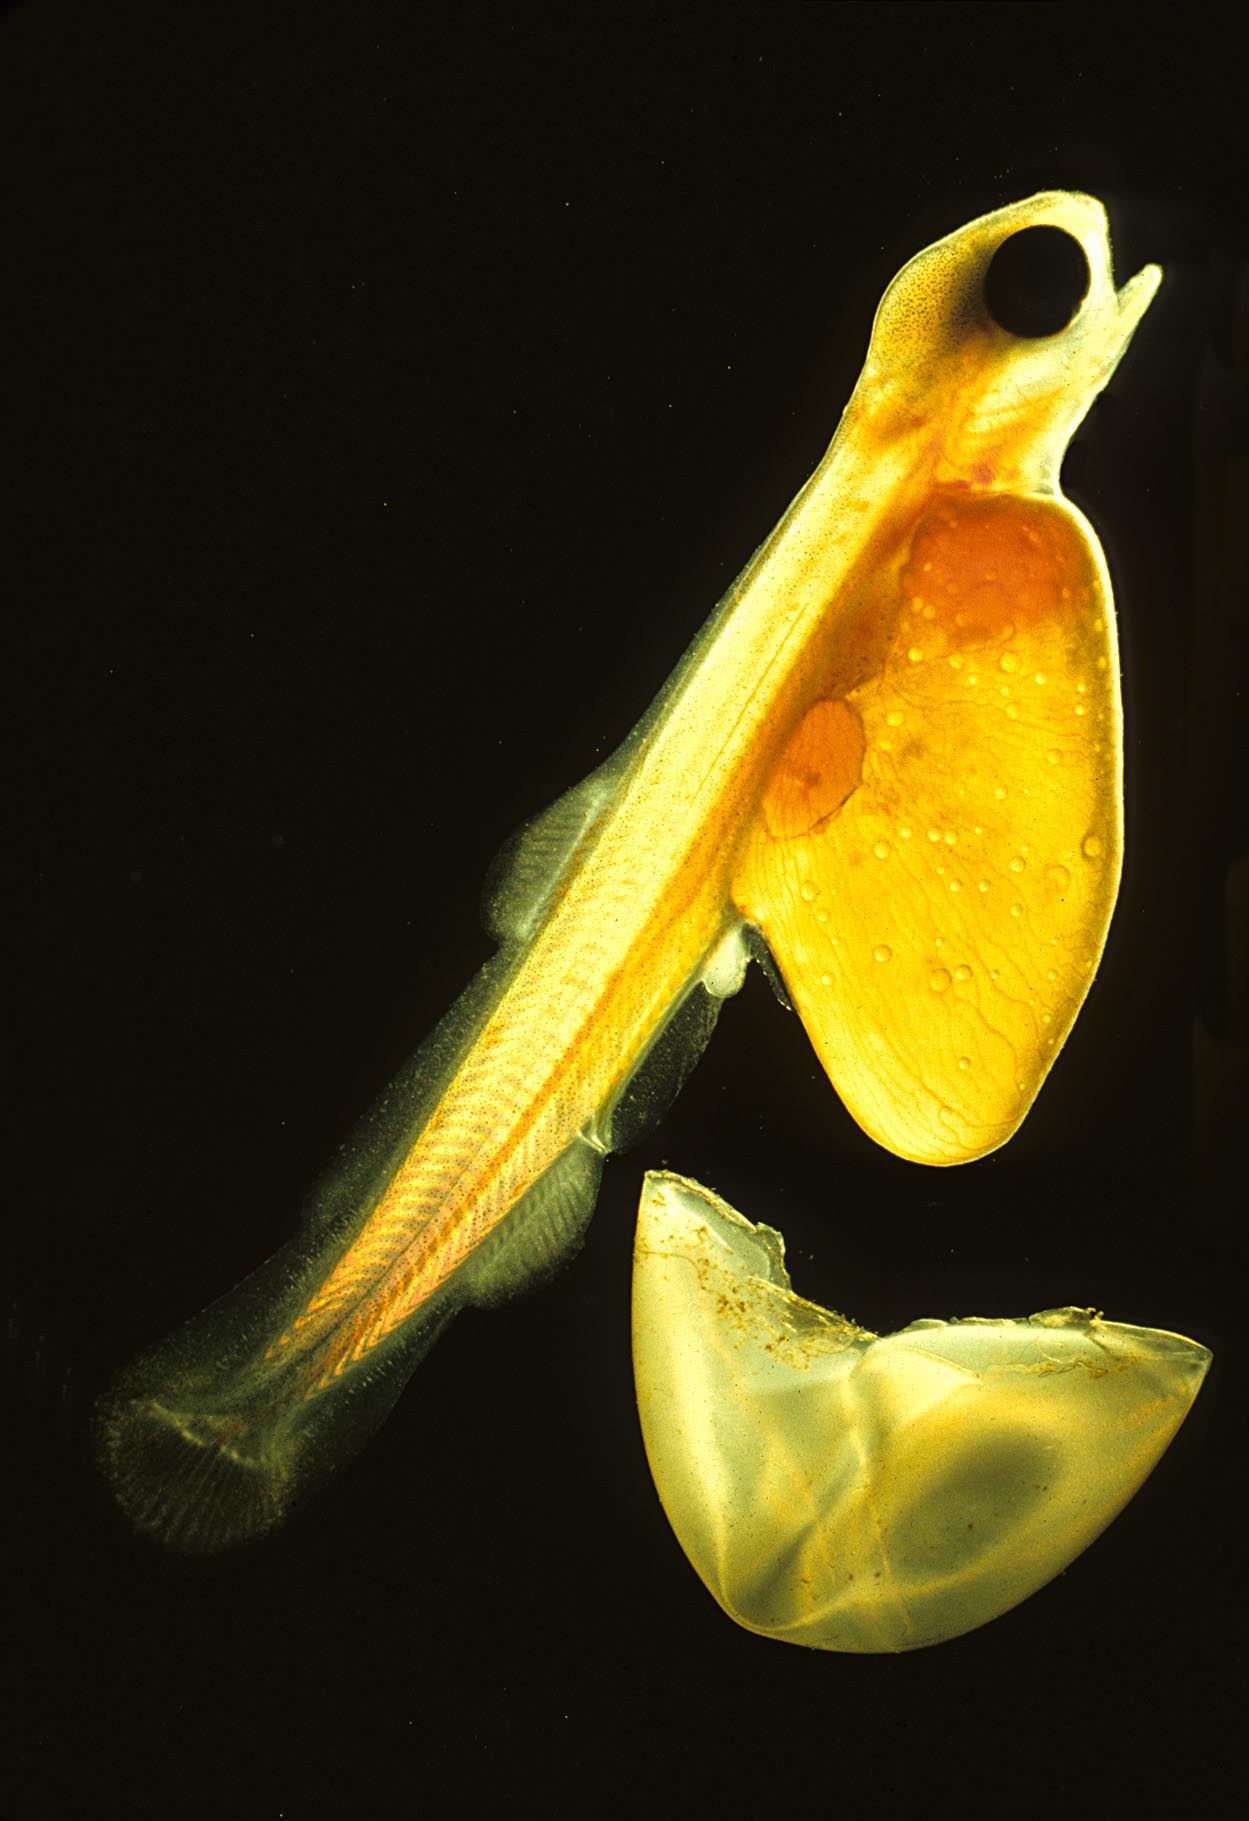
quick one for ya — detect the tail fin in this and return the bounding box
[95,1287,456,1555]
[95,1394,295,1555]
[96,951,519,1553]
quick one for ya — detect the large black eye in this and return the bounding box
[984,225,1090,338]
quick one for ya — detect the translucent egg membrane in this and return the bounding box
[633,1172,1209,1652]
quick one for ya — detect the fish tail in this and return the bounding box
[95,1287,457,1555]
[95,1126,605,1554]
[95,1393,294,1554]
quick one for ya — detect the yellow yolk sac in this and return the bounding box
[632,1174,1210,1653]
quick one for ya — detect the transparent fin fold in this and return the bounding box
[462,1134,603,1308]
[483,754,629,944]
[601,929,747,1153]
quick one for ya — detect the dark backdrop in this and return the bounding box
[3,5,1243,1817]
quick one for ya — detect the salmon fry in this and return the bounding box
[97,194,1160,1557]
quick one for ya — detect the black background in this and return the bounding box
[3,4,1244,1817]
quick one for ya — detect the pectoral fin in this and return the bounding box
[732,490,1123,1164]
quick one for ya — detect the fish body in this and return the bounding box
[97,193,1159,1551]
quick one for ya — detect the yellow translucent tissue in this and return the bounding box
[633,1173,1210,1652]
[730,195,1159,1164]
[98,193,1166,1558]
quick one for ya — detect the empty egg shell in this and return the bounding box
[632,1171,1210,1652]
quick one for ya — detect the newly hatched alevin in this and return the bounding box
[99,194,1208,1649]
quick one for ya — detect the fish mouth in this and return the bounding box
[1063,257,1162,401]
[1117,261,1163,331]
[1102,260,1163,374]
